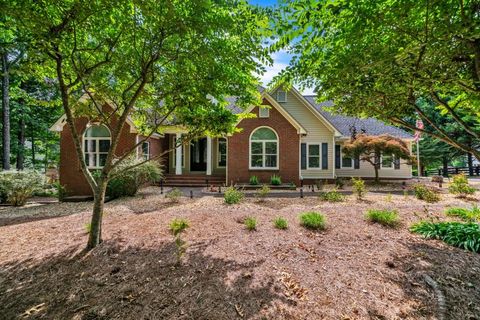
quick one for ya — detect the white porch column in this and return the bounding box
[175,133,182,175]
[206,136,212,175]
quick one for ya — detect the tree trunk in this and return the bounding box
[87,180,108,249]
[30,122,35,168]
[374,165,379,183]
[442,156,449,177]
[2,52,10,170]
[467,153,473,176]
[16,114,25,170]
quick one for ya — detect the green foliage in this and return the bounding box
[365,209,399,228]
[224,186,244,205]
[385,193,393,203]
[169,218,190,264]
[411,221,480,253]
[448,174,476,198]
[0,171,44,206]
[351,177,367,200]
[299,212,326,230]
[445,206,480,222]
[413,184,441,203]
[255,184,270,201]
[273,217,288,230]
[270,174,282,185]
[249,175,259,185]
[244,217,257,231]
[166,188,183,203]
[320,189,345,202]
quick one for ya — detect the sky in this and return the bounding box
[249,0,317,95]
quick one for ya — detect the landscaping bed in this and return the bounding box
[0,187,479,319]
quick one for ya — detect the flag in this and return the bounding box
[414,119,424,142]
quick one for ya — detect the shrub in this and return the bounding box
[273,217,288,230]
[270,174,282,185]
[224,186,244,204]
[299,212,326,230]
[255,184,270,201]
[448,174,476,198]
[0,171,45,206]
[169,218,190,264]
[320,189,345,202]
[351,177,367,200]
[166,187,183,203]
[411,221,480,253]
[431,175,443,183]
[445,206,480,222]
[413,184,441,203]
[249,175,259,185]
[365,209,399,228]
[244,217,257,231]
[102,156,162,199]
[335,177,345,189]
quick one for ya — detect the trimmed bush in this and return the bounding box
[411,221,480,253]
[249,175,259,185]
[365,209,399,228]
[299,212,326,230]
[320,189,345,202]
[270,174,282,185]
[273,217,288,230]
[224,186,244,204]
[0,171,45,206]
[351,177,367,200]
[244,217,257,231]
[449,174,476,198]
[413,184,441,203]
[166,187,183,203]
[445,206,480,222]
[255,184,270,201]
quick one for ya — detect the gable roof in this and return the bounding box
[303,96,413,139]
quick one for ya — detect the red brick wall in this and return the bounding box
[227,99,300,185]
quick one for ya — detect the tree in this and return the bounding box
[272,0,480,161]
[342,134,412,182]
[10,0,270,249]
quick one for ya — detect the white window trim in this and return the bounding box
[248,126,279,170]
[173,137,185,168]
[306,143,321,169]
[217,137,227,168]
[381,154,394,169]
[82,125,111,169]
[340,147,353,169]
[276,90,287,103]
[142,141,150,160]
[258,107,270,118]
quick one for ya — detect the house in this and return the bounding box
[51,86,413,196]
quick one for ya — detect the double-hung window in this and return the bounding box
[83,125,111,168]
[250,127,278,169]
[381,154,394,168]
[218,138,227,167]
[308,144,320,168]
[142,142,150,160]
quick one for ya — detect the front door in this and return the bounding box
[190,138,207,171]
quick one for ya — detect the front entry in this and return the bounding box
[190,138,207,171]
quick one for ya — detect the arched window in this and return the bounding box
[249,127,278,169]
[83,125,111,168]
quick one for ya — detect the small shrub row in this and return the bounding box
[0,171,45,206]
[445,206,480,222]
[413,184,441,203]
[248,175,283,186]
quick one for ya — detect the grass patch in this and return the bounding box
[445,206,480,222]
[270,174,282,185]
[411,221,480,253]
[244,217,257,231]
[365,209,399,228]
[273,217,288,230]
[299,212,326,230]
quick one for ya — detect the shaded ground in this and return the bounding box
[1,187,479,319]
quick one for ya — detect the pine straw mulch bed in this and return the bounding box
[0,188,479,319]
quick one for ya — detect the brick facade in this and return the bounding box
[227,98,300,185]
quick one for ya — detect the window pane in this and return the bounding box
[308,145,319,156]
[259,107,269,118]
[265,142,277,154]
[219,154,227,167]
[99,154,108,167]
[342,157,352,167]
[99,140,110,152]
[382,155,393,167]
[251,142,263,154]
[265,155,277,168]
[251,155,263,167]
[85,139,96,152]
[84,125,110,137]
[251,128,276,140]
[309,157,320,168]
[219,140,227,154]
[85,153,96,167]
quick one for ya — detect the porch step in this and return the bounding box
[163,174,225,187]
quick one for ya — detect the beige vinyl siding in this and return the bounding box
[335,140,413,179]
[272,88,335,179]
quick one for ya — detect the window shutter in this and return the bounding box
[354,155,360,169]
[301,143,306,170]
[322,143,328,169]
[335,145,341,169]
[394,157,400,169]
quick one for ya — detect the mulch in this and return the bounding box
[0,188,479,319]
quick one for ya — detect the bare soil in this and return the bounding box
[0,187,479,319]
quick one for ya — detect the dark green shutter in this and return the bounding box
[301,143,306,170]
[335,145,341,169]
[394,157,400,169]
[322,143,328,169]
[354,155,360,169]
